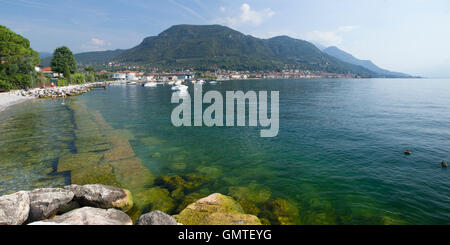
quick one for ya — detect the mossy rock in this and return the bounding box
[175,192,206,213]
[174,193,261,225]
[70,163,121,187]
[263,198,300,225]
[134,187,177,214]
[238,199,261,216]
[171,187,185,201]
[109,157,155,192]
[57,152,103,172]
[154,174,208,193]
[228,185,271,204]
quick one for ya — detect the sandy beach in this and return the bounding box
[0,92,33,113]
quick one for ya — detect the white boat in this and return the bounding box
[209,81,217,84]
[175,80,183,86]
[171,84,188,91]
[143,82,157,87]
[127,81,137,85]
[197,80,205,84]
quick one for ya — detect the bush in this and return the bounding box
[57,78,68,86]
[0,79,12,91]
[71,73,85,84]
[86,73,95,83]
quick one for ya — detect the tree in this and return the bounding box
[50,46,76,74]
[0,25,40,90]
[63,63,71,80]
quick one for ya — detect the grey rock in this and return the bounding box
[0,191,30,225]
[137,210,178,225]
[64,184,132,211]
[28,188,75,222]
[36,207,132,225]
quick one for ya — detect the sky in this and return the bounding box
[1,0,449,77]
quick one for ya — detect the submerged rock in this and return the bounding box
[134,187,176,214]
[0,191,30,225]
[28,188,75,222]
[65,184,133,212]
[173,193,261,225]
[137,210,178,225]
[228,184,272,204]
[263,198,300,225]
[31,207,132,225]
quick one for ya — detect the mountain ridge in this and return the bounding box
[41,24,409,77]
[323,46,411,78]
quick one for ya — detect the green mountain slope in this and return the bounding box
[115,24,376,76]
[323,46,411,78]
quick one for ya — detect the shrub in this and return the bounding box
[57,78,68,86]
[0,79,12,91]
[71,73,85,84]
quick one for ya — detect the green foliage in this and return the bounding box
[57,78,68,86]
[85,73,95,83]
[0,25,40,90]
[84,66,95,73]
[0,79,12,91]
[71,73,85,84]
[50,46,76,74]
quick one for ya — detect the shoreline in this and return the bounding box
[0,93,34,113]
[0,81,123,113]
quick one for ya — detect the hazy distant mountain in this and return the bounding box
[38,52,52,59]
[323,46,411,78]
[40,49,125,67]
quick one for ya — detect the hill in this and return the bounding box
[115,24,376,76]
[41,25,385,77]
[323,46,411,78]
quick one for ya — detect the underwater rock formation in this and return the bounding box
[174,193,261,225]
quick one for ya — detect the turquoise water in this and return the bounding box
[1,78,450,224]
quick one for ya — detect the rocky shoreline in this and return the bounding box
[6,81,121,99]
[0,184,262,225]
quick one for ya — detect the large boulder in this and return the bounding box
[0,191,30,225]
[137,210,178,225]
[173,193,261,225]
[65,184,133,212]
[28,188,75,222]
[30,207,132,225]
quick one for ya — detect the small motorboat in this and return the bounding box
[197,80,205,84]
[127,81,137,85]
[442,161,448,168]
[143,82,157,87]
[404,150,412,155]
[209,81,217,84]
[171,84,188,91]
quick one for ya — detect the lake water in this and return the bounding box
[1,78,449,224]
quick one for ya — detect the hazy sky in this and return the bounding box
[1,0,449,77]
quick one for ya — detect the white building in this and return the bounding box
[109,73,126,80]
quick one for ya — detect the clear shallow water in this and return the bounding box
[1,78,450,224]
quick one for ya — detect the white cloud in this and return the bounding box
[80,38,110,51]
[215,3,275,27]
[304,25,359,47]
